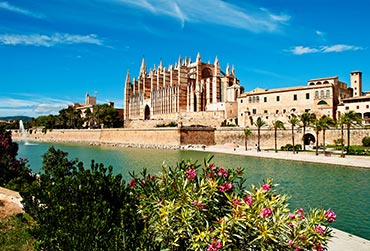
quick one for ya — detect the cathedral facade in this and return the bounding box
[124,53,243,127]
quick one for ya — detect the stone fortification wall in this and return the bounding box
[215,127,370,149]
[12,127,369,150]
[12,128,181,148]
[180,127,215,146]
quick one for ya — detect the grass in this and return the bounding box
[0,214,35,251]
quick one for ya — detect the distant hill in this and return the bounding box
[0,116,33,122]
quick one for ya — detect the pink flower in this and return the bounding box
[296,208,305,219]
[262,183,271,192]
[191,200,205,209]
[186,169,196,180]
[217,167,228,177]
[289,213,296,219]
[260,208,272,217]
[288,240,293,246]
[209,164,216,171]
[314,225,324,234]
[128,178,136,188]
[314,244,324,251]
[218,181,234,193]
[232,199,241,207]
[217,218,223,224]
[243,196,253,206]
[324,210,336,223]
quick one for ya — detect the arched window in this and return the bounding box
[201,68,212,78]
[249,97,252,103]
[315,91,319,98]
[326,90,330,97]
[320,90,324,98]
[317,100,328,105]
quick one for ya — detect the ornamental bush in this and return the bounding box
[129,156,336,251]
[0,129,35,192]
[362,136,370,147]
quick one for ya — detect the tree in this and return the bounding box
[288,116,299,154]
[310,118,322,156]
[94,104,123,128]
[243,127,252,151]
[300,112,316,150]
[319,116,335,155]
[339,111,362,154]
[272,120,285,153]
[254,117,266,152]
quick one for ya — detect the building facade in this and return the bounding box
[124,53,243,127]
[238,74,355,127]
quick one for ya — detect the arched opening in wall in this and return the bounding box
[202,68,213,78]
[317,100,328,105]
[303,133,315,146]
[144,105,150,120]
[194,94,197,112]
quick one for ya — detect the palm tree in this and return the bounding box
[300,112,316,150]
[254,117,266,152]
[310,118,322,156]
[272,120,285,153]
[289,116,299,154]
[340,111,362,153]
[319,116,335,155]
[244,127,252,151]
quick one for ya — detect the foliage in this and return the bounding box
[339,111,362,153]
[244,127,252,151]
[272,120,285,153]
[220,120,237,127]
[280,144,302,152]
[254,117,267,152]
[300,113,316,151]
[129,156,336,251]
[289,116,300,154]
[0,129,35,192]
[156,122,178,128]
[21,147,139,251]
[362,136,370,147]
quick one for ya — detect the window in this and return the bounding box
[264,97,267,102]
[326,90,330,97]
[241,113,243,116]
[315,91,319,98]
[256,96,260,102]
[264,110,268,114]
[276,110,279,114]
[249,97,252,103]
[318,100,328,105]
[357,106,360,109]
[252,96,256,103]
[293,94,297,101]
[276,96,280,102]
[367,105,369,109]
[345,106,349,110]
[306,93,310,99]
[305,109,311,112]
[320,90,324,98]
[252,109,257,115]
[240,99,243,103]
[283,109,286,113]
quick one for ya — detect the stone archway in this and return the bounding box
[144,105,150,120]
[303,133,315,146]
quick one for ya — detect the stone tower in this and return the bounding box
[350,70,362,97]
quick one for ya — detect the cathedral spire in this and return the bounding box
[214,56,219,66]
[125,70,131,86]
[226,64,230,75]
[140,58,146,75]
[196,52,201,63]
[232,65,235,75]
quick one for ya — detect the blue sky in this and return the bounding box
[0,0,369,117]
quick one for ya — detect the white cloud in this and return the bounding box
[116,0,290,33]
[0,33,104,47]
[0,1,43,18]
[291,46,319,55]
[290,44,364,55]
[321,44,363,53]
[0,96,70,117]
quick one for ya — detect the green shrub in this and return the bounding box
[362,136,370,147]
[21,147,139,251]
[129,156,336,250]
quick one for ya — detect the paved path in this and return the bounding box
[191,145,370,250]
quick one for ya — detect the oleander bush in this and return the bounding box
[129,156,336,251]
[362,136,370,147]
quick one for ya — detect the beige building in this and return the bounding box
[124,53,243,127]
[238,73,356,127]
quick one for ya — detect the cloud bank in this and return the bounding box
[0,1,44,18]
[291,44,364,55]
[0,33,104,47]
[117,0,290,32]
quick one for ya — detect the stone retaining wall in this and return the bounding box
[12,127,370,149]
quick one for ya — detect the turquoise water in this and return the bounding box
[17,141,370,240]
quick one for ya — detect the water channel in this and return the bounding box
[17,141,370,240]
